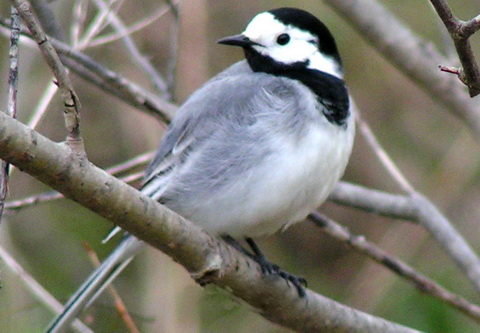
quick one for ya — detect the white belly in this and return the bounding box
[192,120,354,238]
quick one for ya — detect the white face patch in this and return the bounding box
[243,12,343,79]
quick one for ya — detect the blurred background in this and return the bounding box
[0,0,480,332]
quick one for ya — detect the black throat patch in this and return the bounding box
[244,48,350,126]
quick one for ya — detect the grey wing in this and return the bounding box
[143,61,253,185]
[141,60,309,201]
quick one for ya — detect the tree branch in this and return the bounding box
[5,151,151,213]
[354,109,414,193]
[330,182,480,294]
[0,111,419,332]
[309,212,480,323]
[329,182,417,220]
[89,0,170,97]
[0,246,92,333]
[50,36,177,123]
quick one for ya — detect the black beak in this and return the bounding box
[217,34,261,47]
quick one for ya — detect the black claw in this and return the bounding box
[244,238,308,297]
[277,270,307,297]
[224,236,308,297]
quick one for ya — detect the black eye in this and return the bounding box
[276,33,290,45]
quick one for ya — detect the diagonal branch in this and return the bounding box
[0,246,92,333]
[354,109,414,193]
[90,0,170,97]
[309,212,480,323]
[0,111,419,332]
[50,36,177,123]
[330,182,480,294]
[11,0,82,145]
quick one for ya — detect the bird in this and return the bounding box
[46,7,355,332]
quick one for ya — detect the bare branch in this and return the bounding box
[70,0,89,47]
[51,37,177,123]
[355,109,414,193]
[330,182,480,294]
[0,111,419,332]
[329,182,417,221]
[6,7,19,119]
[429,0,480,96]
[0,7,20,223]
[309,212,480,323]
[165,0,180,95]
[104,151,154,175]
[26,81,58,129]
[90,0,170,98]
[87,4,171,48]
[0,246,92,333]
[412,192,480,293]
[29,0,64,40]
[5,152,151,212]
[11,0,83,144]
[323,0,480,137]
[350,98,480,294]
[5,190,63,212]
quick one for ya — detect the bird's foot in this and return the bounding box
[252,252,307,297]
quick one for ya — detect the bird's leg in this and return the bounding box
[245,237,307,297]
[222,235,256,258]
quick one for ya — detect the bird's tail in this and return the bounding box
[45,235,145,333]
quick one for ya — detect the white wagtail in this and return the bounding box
[47,7,355,331]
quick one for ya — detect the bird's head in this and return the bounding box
[218,8,343,79]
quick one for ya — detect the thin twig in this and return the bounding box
[76,0,115,49]
[429,0,480,96]
[0,246,92,333]
[5,190,63,211]
[5,151,151,212]
[166,0,180,95]
[6,8,19,118]
[412,192,480,294]
[71,0,89,48]
[0,7,20,223]
[26,81,58,129]
[87,4,171,48]
[4,172,144,212]
[354,107,414,193]
[11,0,83,145]
[83,242,139,333]
[104,151,154,175]
[309,212,480,323]
[90,0,170,97]
[51,37,176,122]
